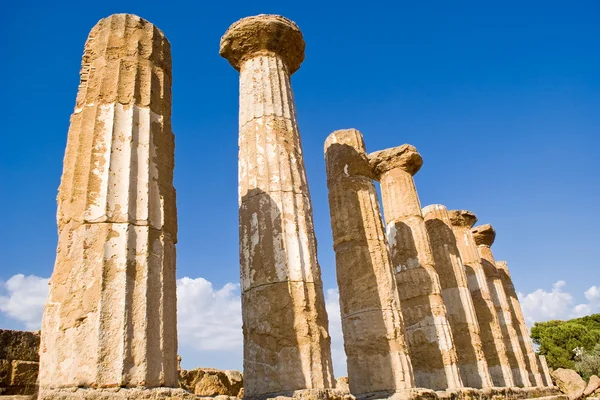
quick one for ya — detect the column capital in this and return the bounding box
[219,14,305,74]
[448,210,478,228]
[472,224,496,246]
[368,144,423,179]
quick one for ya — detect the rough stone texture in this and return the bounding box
[0,330,40,396]
[448,211,514,388]
[38,14,178,395]
[325,129,415,396]
[550,369,586,400]
[584,376,600,397]
[423,205,493,389]
[495,261,544,387]
[36,388,196,400]
[178,368,243,397]
[220,15,335,398]
[369,146,462,391]
[472,225,531,388]
[0,331,40,362]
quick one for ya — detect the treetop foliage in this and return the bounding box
[531,314,600,372]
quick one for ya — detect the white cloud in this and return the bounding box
[325,288,347,377]
[0,274,49,329]
[519,281,600,325]
[176,277,242,352]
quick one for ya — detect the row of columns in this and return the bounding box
[38,12,554,400]
[324,129,549,397]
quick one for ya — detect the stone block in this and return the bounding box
[1,359,11,386]
[0,330,40,362]
[10,360,38,387]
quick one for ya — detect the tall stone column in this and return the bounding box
[496,260,544,387]
[423,205,492,389]
[537,355,554,387]
[472,224,531,387]
[448,211,514,388]
[325,129,414,396]
[369,146,462,391]
[38,14,185,399]
[220,15,335,398]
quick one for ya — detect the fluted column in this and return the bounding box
[39,14,182,398]
[448,211,514,387]
[472,224,531,387]
[325,129,414,396]
[496,260,544,387]
[423,205,493,389]
[369,146,462,391]
[537,355,554,387]
[220,15,334,398]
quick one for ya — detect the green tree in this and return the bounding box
[531,314,600,370]
[575,344,600,381]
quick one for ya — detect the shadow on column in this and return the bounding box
[239,187,333,396]
[391,220,447,390]
[425,218,484,388]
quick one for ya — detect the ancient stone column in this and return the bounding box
[448,211,514,388]
[325,129,415,396]
[472,224,532,387]
[496,260,544,387]
[369,146,462,391]
[220,15,335,398]
[537,355,554,387]
[39,14,185,399]
[423,204,493,389]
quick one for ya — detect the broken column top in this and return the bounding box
[219,14,305,73]
[496,260,510,274]
[472,224,496,246]
[368,144,423,179]
[325,129,372,181]
[448,210,478,228]
[422,203,448,217]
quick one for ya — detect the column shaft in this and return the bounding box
[448,212,514,388]
[39,13,178,393]
[477,242,531,387]
[496,261,544,386]
[537,355,554,387]
[370,148,462,391]
[221,16,335,397]
[325,130,414,396]
[423,205,492,388]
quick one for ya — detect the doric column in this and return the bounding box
[448,211,514,387]
[220,15,335,398]
[369,146,462,391]
[38,14,186,399]
[472,224,531,387]
[325,129,414,396]
[496,260,544,387]
[423,205,493,389]
[537,355,554,387]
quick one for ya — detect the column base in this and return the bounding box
[37,387,197,400]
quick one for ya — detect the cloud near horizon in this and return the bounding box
[1,274,598,371]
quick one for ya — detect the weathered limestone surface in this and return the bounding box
[550,369,585,400]
[178,368,243,397]
[369,146,462,391]
[472,225,531,388]
[325,129,415,396]
[538,356,554,388]
[422,205,492,389]
[448,211,514,388]
[39,14,179,397]
[496,261,544,387]
[220,15,334,398]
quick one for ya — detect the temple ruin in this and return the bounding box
[6,11,567,400]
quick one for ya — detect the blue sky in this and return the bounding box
[1,0,598,374]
